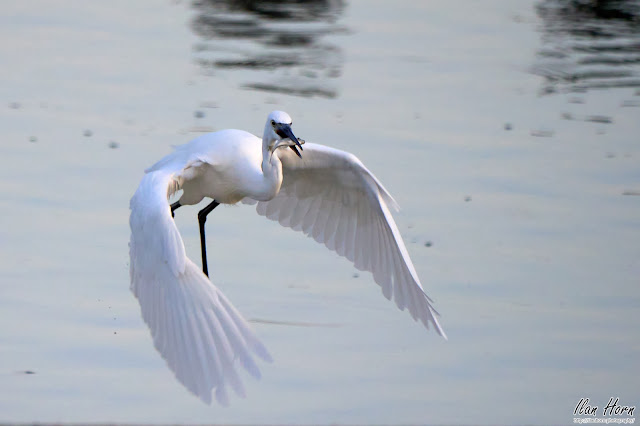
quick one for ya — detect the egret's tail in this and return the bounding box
[129,171,272,405]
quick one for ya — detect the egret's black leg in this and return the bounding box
[198,200,220,277]
[170,201,181,218]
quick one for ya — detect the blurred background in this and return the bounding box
[0,0,638,424]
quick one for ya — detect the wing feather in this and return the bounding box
[390,245,406,311]
[253,143,446,338]
[129,169,271,405]
[374,217,392,299]
[277,196,297,228]
[334,204,349,258]
[324,199,342,252]
[350,201,362,267]
[343,202,357,260]
[378,217,395,300]
[312,196,331,242]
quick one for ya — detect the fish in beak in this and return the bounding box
[276,124,304,158]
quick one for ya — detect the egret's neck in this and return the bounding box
[261,129,276,173]
[255,133,283,201]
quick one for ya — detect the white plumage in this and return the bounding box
[129,110,445,405]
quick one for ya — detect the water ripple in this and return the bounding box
[533,0,640,94]
[191,0,347,98]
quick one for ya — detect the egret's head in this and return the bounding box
[265,110,304,158]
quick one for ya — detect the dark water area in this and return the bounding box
[534,0,640,94]
[191,0,346,98]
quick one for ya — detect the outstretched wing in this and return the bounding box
[250,143,446,338]
[129,169,271,405]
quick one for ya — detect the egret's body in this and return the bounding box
[148,129,284,205]
[129,111,445,406]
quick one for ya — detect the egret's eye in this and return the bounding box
[271,120,276,126]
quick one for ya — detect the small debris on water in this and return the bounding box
[424,241,433,248]
[586,115,613,124]
[108,141,119,149]
[464,195,472,202]
[199,101,219,109]
[560,112,573,120]
[194,110,205,119]
[540,86,556,95]
[185,126,215,133]
[504,122,512,131]
[352,273,359,278]
[621,100,640,107]
[531,129,554,138]
[83,129,93,137]
[29,136,37,143]
[9,102,20,109]
[301,70,318,79]
[23,370,35,375]
[249,318,342,328]
[622,190,640,196]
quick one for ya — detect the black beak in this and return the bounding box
[290,145,302,158]
[276,124,303,158]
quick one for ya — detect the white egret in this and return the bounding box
[129,110,445,405]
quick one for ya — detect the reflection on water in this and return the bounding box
[191,0,346,98]
[533,0,640,94]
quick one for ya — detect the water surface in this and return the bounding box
[0,1,638,425]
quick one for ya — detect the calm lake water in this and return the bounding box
[1,0,638,425]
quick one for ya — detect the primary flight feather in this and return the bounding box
[129,110,445,405]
